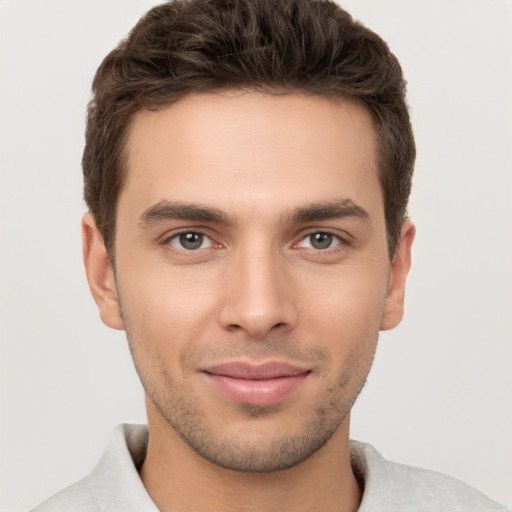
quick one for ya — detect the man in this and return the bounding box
[31,0,508,510]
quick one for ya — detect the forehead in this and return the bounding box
[121,92,381,221]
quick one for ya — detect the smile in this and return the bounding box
[201,361,311,406]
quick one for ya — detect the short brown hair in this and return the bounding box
[83,0,415,258]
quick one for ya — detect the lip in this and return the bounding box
[201,361,311,406]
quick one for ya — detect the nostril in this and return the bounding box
[272,322,285,329]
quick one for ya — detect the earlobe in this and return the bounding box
[380,220,415,331]
[82,214,124,331]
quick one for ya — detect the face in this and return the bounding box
[83,92,414,472]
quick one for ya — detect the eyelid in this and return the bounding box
[297,233,341,250]
[293,229,350,248]
[162,228,221,251]
[159,226,351,254]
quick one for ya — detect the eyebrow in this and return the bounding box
[139,201,230,226]
[286,199,370,224]
[138,198,370,228]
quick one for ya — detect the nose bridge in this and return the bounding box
[219,236,297,337]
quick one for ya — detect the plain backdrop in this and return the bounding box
[1,1,511,511]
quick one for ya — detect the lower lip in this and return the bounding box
[203,373,309,406]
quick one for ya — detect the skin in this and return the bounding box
[82,92,414,512]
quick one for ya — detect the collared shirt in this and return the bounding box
[32,424,508,511]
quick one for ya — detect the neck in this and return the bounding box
[140,404,361,512]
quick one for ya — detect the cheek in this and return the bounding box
[298,266,388,347]
[306,259,388,305]
[117,262,220,355]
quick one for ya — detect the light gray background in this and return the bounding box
[1,1,511,511]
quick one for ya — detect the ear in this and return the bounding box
[82,213,124,330]
[380,220,415,331]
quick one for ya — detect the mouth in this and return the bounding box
[200,361,311,406]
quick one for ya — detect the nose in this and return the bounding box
[218,244,298,339]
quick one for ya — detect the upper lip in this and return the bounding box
[201,361,310,380]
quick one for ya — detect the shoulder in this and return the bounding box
[351,440,509,512]
[30,477,99,512]
[30,424,156,512]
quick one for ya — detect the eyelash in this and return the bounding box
[163,229,349,254]
[295,231,345,251]
[164,231,219,251]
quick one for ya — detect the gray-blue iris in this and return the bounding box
[180,232,203,250]
[310,233,333,249]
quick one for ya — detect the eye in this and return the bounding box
[299,232,341,250]
[168,232,213,250]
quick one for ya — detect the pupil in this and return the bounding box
[180,232,203,250]
[312,233,332,249]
